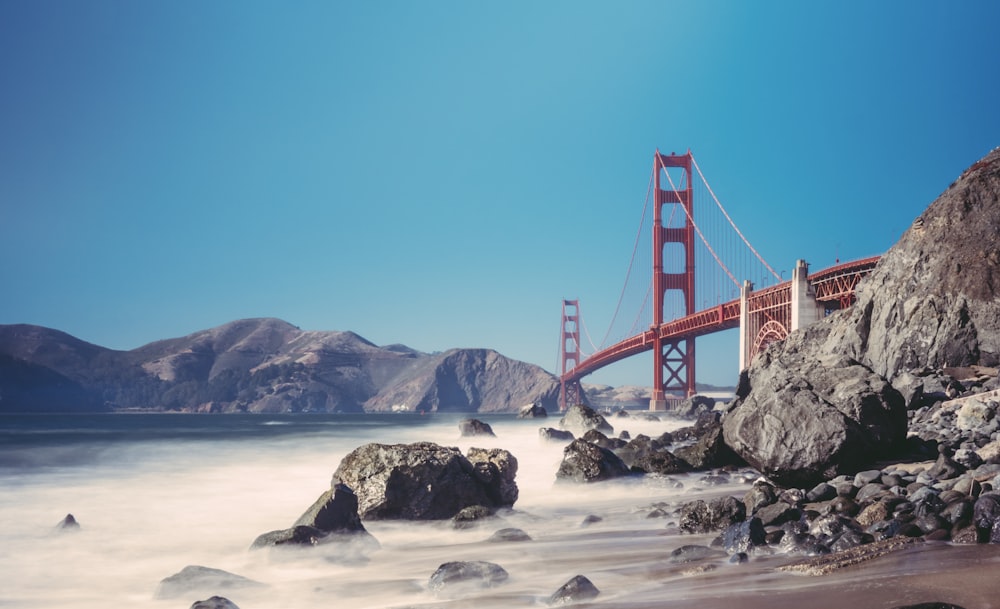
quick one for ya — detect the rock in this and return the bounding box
[721,517,766,553]
[723,352,906,488]
[331,442,518,519]
[671,394,716,418]
[755,501,801,527]
[459,418,496,437]
[556,439,630,483]
[155,566,264,600]
[889,604,968,609]
[547,575,600,605]
[539,427,574,442]
[558,404,613,435]
[190,597,240,609]
[517,402,548,418]
[487,527,532,542]
[667,544,726,563]
[678,496,746,533]
[743,479,779,515]
[957,398,996,431]
[427,561,509,591]
[973,493,1000,542]
[673,418,741,470]
[452,505,495,529]
[627,448,692,475]
[293,483,368,533]
[56,513,80,531]
[926,446,967,480]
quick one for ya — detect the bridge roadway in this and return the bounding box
[563,255,881,384]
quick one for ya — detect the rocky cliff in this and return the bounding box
[0,319,560,414]
[723,147,1000,486]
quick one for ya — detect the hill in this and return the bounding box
[0,319,559,414]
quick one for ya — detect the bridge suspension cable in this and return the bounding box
[690,152,781,283]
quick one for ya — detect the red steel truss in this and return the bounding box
[560,257,880,391]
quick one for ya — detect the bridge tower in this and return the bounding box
[651,150,696,410]
[559,299,582,410]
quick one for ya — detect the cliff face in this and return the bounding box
[0,319,559,414]
[723,147,1000,486]
[832,147,1000,380]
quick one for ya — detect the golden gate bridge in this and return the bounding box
[559,149,879,410]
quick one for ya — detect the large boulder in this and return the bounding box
[332,442,518,519]
[723,346,906,487]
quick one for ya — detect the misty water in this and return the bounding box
[2,413,1000,609]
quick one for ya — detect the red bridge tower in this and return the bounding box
[651,150,696,409]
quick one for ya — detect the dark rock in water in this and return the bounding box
[889,604,968,609]
[56,513,80,531]
[558,404,613,435]
[251,483,378,557]
[678,496,746,533]
[627,448,692,475]
[755,501,801,527]
[190,597,240,609]
[581,514,603,526]
[155,565,264,600]
[459,418,496,437]
[452,505,496,529]
[723,352,907,488]
[667,544,726,563]
[487,527,532,542]
[517,402,548,418]
[547,574,600,605]
[721,517,766,554]
[973,493,1000,542]
[428,561,509,591]
[556,439,630,483]
[294,483,368,533]
[539,427,575,442]
[743,479,779,515]
[332,442,518,519]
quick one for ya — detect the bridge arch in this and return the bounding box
[750,320,788,362]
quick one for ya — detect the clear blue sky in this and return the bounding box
[2,1,999,388]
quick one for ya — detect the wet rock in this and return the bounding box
[743,479,779,514]
[332,442,518,520]
[581,514,603,526]
[548,574,600,605]
[926,445,967,480]
[755,501,801,527]
[805,482,837,503]
[673,417,742,470]
[459,418,496,437]
[558,404,613,435]
[487,527,532,542]
[667,544,726,563]
[452,505,496,529]
[581,429,625,450]
[540,427,574,442]
[889,604,968,609]
[721,517,766,553]
[973,493,1000,542]
[678,496,746,534]
[190,597,240,609]
[428,561,509,591]
[517,402,548,418]
[155,566,264,600]
[556,439,630,483]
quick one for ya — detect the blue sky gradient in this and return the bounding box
[2,1,999,387]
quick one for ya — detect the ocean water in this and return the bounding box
[1,413,999,609]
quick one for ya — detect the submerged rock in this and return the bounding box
[55,513,80,532]
[428,561,509,591]
[155,566,264,600]
[459,418,496,437]
[190,597,240,609]
[518,402,548,418]
[547,574,600,605]
[540,427,575,442]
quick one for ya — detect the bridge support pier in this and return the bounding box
[791,259,822,331]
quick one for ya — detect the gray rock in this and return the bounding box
[678,496,746,533]
[517,402,548,418]
[487,527,532,542]
[539,427,575,442]
[332,442,518,519]
[428,561,508,591]
[667,544,726,563]
[56,513,80,532]
[459,418,496,437]
[556,439,630,483]
[558,404,614,435]
[671,394,716,418]
[721,517,766,554]
[548,575,600,605]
